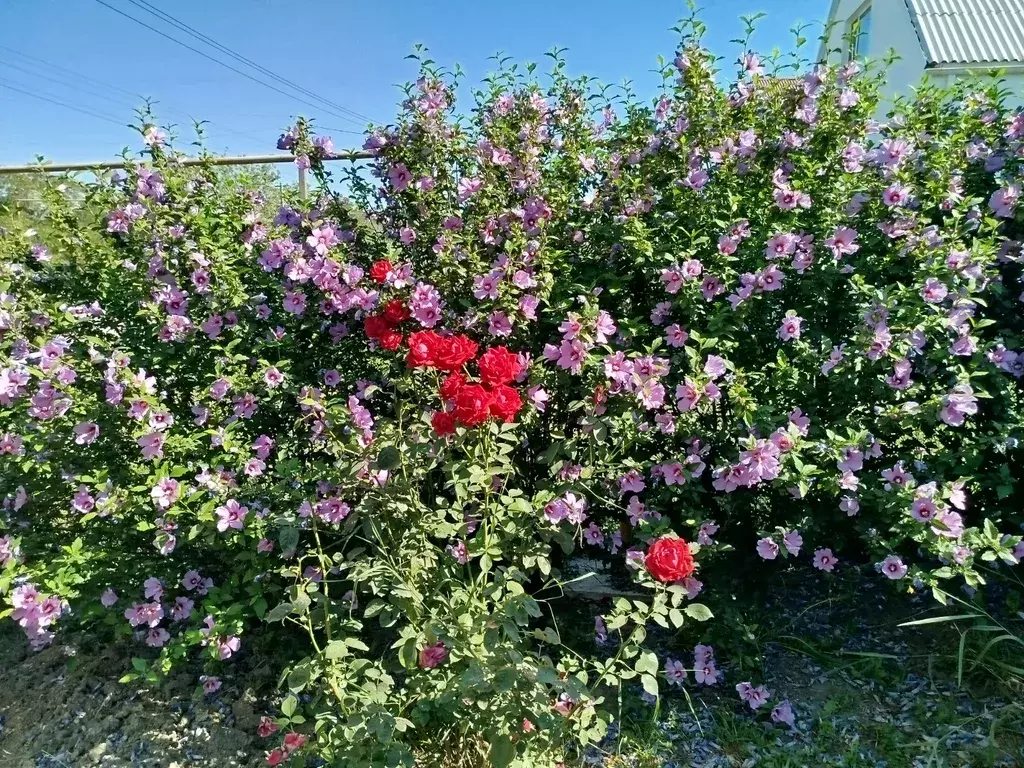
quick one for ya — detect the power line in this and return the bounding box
[0,81,128,127]
[0,44,146,102]
[123,0,376,126]
[0,45,275,147]
[0,60,139,112]
[92,0,372,129]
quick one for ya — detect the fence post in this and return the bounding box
[298,165,308,201]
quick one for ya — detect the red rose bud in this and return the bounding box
[477,346,522,386]
[432,410,457,436]
[370,259,393,284]
[644,536,696,583]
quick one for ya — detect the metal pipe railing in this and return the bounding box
[0,150,373,175]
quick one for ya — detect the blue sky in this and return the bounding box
[0,0,825,167]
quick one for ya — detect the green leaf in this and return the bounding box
[668,608,685,628]
[377,445,402,470]
[641,673,659,696]
[266,602,292,623]
[635,649,659,676]
[279,525,300,554]
[324,641,348,660]
[287,666,310,692]
[281,694,297,718]
[684,604,714,622]
[490,735,515,768]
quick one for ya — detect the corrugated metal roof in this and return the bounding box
[907,0,1024,66]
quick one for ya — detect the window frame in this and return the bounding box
[846,2,872,61]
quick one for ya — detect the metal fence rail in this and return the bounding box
[0,150,374,199]
[0,151,372,175]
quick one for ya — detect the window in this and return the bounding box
[847,4,872,61]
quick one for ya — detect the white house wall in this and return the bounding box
[821,0,930,113]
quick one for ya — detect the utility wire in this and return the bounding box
[0,53,271,147]
[92,0,371,129]
[0,44,147,102]
[0,81,128,126]
[0,59,139,112]
[124,0,376,126]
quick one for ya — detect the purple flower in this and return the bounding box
[813,548,837,572]
[756,537,779,560]
[771,700,795,726]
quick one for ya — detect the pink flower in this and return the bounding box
[137,432,165,460]
[839,496,859,516]
[201,676,222,694]
[675,379,702,411]
[921,278,948,303]
[216,499,249,532]
[736,682,771,709]
[73,421,100,445]
[813,548,837,572]
[704,355,727,379]
[882,183,909,207]
[150,478,181,510]
[756,537,779,560]
[217,635,241,659]
[283,291,306,315]
[989,183,1020,218]
[880,555,908,579]
[824,226,859,258]
[697,520,719,546]
[146,628,170,647]
[777,313,802,341]
[783,530,803,556]
[665,658,687,686]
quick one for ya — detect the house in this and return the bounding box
[818,0,1024,109]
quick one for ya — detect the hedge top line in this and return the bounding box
[0,150,374,175]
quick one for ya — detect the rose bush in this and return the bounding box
[3,12,1024,767]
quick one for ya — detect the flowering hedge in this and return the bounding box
[3,15,1024,767]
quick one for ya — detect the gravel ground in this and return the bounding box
[0,627,267,768]
[2,571,1021,768]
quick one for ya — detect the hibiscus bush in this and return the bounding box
[3,12,1024,767]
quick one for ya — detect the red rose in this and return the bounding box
[453,384,493,427]
[370,259,393,284]
[440,372,466,401]
[267,749,285,766]
[364,314,390,340]
[434,334,479,371]
[383,299,410,325]
[406,330,440,368]
[432,410,457,436]
[489,384,523,423]
[477,346,522,386]
[378,329,403,350]
[644,536,695,583]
